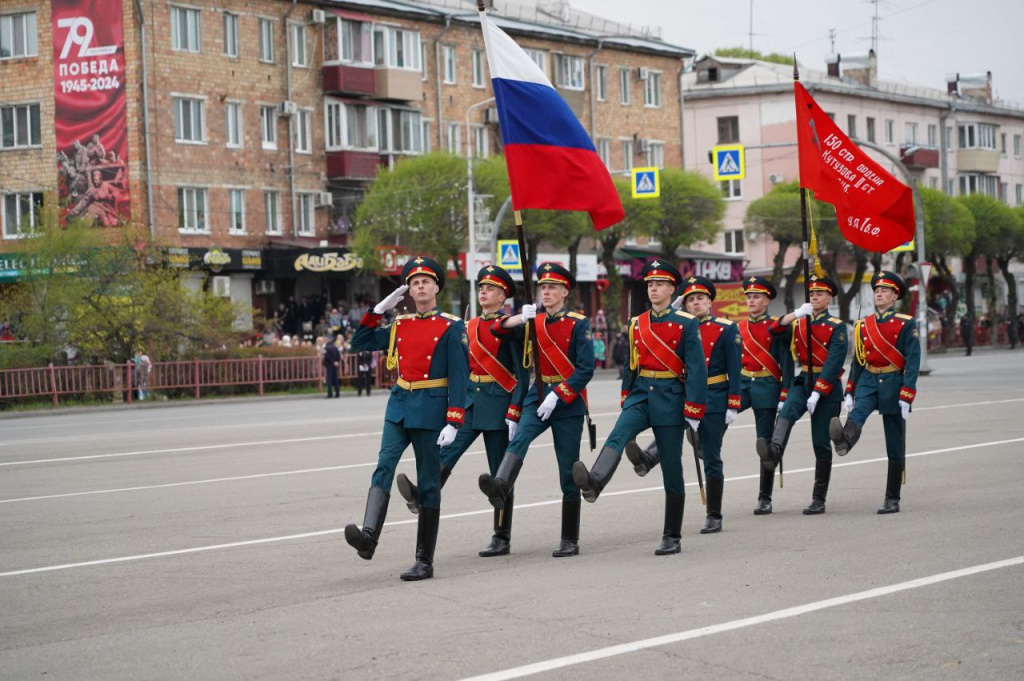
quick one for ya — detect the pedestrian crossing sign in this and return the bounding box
[496,240,522,270]
[631,167,660,198]
[712,145,745,181]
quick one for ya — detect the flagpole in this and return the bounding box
[514,209,545,401]
[794,58,816,467]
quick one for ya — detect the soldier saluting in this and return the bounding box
[830,271,920,514]
[756,275,848,515]
[478,262,595,557]
[394,265,528,557]
[573,260,706,555]
[344,257,469,581]
[737,276,793,515]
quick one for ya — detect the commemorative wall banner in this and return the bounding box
[52,0,131,226]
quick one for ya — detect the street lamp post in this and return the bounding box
[465,97,496,319]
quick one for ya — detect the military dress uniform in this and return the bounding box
[830,271,920,514]
[572,260,707,555]
[737,276,793,515]
[756,275,848,515]
[344,257,469,580]
[478,263,595,557]
[395,265,529,557]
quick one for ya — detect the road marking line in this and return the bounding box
[1,437,1019,578]
[456,556,1024,681]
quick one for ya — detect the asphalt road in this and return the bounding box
[1,349,1022,680]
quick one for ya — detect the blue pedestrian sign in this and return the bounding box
[631,167,660,199]
[496,240,522,270]
[712,144,745,181]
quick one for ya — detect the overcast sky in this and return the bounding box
[581,0,1024,105]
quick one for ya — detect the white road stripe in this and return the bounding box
[456,556,1024,681]
[1,436,1019,578]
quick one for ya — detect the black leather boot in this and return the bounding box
[700,477,724,533]
[655,492,685,555]
[478,452,523,509]
[552,497,581,557]
[624,440,660,477]
[344,486,389,560]
[396,465,451,515]
[754,467,774,515]
[400,506,440,581]
[479,492,514,557]
[878,461,903,514]
[756,418,792,471]
[829,418,862,457]
[572,446,621,503]
[803,459,832,515]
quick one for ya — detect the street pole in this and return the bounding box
[465,97,496,319]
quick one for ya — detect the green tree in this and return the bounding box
[713,47,795,65]
[651,168,726,257]
[956,194,1009,329]
[919,188,976,345]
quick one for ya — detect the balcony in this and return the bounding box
[323,64,376,96]
[326,150,380,180]
[374,68,422,102]
[899,145,939,169]
[956,148,1000,173]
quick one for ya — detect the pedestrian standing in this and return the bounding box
[592,332,606,369]
[959,314,974,356]
[133,348,152,401]
[323,335,341,398]
[356,348,373,397]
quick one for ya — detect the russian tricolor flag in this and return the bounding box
[480,10,625,230]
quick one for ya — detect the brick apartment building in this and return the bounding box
[0,0,693,322]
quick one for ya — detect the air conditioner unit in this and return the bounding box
[637,139,651,153]
[211,276,231,298]
[315,191,333,207]
[769,173,786,184]
[637,66,650,81]
[278,101,298,117]
[484,107,499,125]
[309,8,326,24]
[255,280,276,296]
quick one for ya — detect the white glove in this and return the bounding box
[724,409,738,426]
[521,304,537,321]
[686,418,700,432]
[536,391,560,421]
[670,295,684,310]
[806,391,820,415]
[793,302,814,319]
[373,285,409,314]
[777,401,785,413]
[899,400,911,420]
[506,419,518,441]
[436,424,458,448]
[844,394,854,414]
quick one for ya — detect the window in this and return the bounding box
[721,179,742,200]
[884,119,894,144]
[222,12,238,57]
[225,101,242,148]
[524,48,546,74]
[421,43,428,81]
[905,122,918,145]
[826,112,835,121]
[326,100,378,150]
[340,19,372,64]
[1000,182,1008,202]
[2,192,42,239]
[621,139,634,171]
[927,124,937,147]
[258,18,275,63]
[472,125,489,158]
[958,123,997,149]
[847,115,857,138]
[555,54,584,90]
[171,6,201,53]
[596,65,607,101]
[1015,134,1022,158]
[866,117,876,143]
[294,109,311,153]
[442,45,456,83]
[0,12,37,59]
[264,191,281,235]
[260,105,277,149]
[1000,133,1007,156]
[929,177,938,190]
[446,122,460,154]
[596,138,611,168]
[290,23,307,67]
[944,126,952,151]
[723,229,744,254]
[374,27,421,70]
[178,187,208,233]
[471,49,485,88]
[1016,184,1023,206]
[646,141,665,168]
[297,193,314,236]
[379,109,423,154]
[717,116,739,144]
[0,103,41,148]
[229,189,245,234]
[643,71,662,107]
[173,97,205,143]
[958,173,999,198]
[422,120,432,153]
[619,68,631,105]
